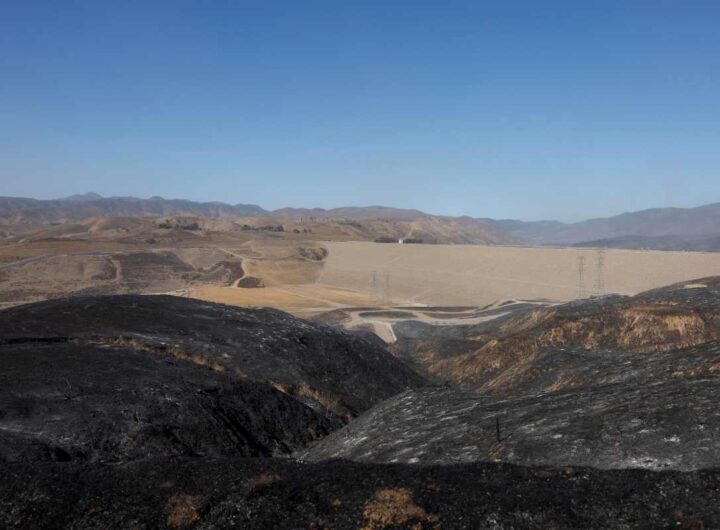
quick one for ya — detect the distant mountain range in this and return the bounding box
[272,206,428,220]
[482,202,720,249]
[0,194,431,223]
[0,194,265,223]
[571,234,720,252]
[1,194,719,250]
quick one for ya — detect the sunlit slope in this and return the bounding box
[318,241,720,306]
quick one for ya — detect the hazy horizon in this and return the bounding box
[3,189,719,225]
[2,1,719,222]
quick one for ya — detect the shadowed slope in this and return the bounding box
[1,295,427,417]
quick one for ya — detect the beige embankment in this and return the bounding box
[189,284,379,313]
[317,242,720,306]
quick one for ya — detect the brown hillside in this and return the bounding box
[391,277,720,395]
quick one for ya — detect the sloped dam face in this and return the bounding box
[318,241,720,306]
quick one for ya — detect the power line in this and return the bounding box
[577,255,586,298]
[593,250,605,296]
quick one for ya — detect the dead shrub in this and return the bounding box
[361,488,439,530]
[243,473,280,496]
[166,494,205,528]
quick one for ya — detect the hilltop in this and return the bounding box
[0,295,426,463]
[4,194,720,251]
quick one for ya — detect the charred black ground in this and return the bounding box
[302,280,720,471]
[0,295,427,419]
[3,282,720,528]
[0,295,426,463]
[2,458,719,530]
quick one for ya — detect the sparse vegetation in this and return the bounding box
[166,494,206,528]
[361,488,439,530]
[158,220,200,230]
[240,224,284,232]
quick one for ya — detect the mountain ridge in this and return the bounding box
[482,202,720,245]
[3,194,720,250]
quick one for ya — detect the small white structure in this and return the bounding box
[398,238,404,244]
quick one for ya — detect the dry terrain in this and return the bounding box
[318,241,720,306]
[189,284,379,315]
[2,216,720,317]
[0,214,512,307]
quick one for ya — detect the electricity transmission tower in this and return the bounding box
[577,255,586,298]
[384,271,390,305]
[593,250,606,296]
[371,270,378,301]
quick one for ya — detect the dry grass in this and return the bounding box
[361,488,439,530]
[243,258,323,286]
[270,382,350,418]
[243,473,280,496]
[546,374,585,392]
[188,284,378,312]
[102,337,226,372]
[166,494,205,528]
[673,362,720,378]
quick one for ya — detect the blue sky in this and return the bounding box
[1,1,718,221]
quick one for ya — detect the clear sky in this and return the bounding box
[1,1,718,221]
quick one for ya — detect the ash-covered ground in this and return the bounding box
[3,281,720,528]
[2,458,719,529]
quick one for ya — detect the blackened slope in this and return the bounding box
[1,458,719,529]
[0,342,339,463]
[299,366,720,470]
[0,295,427,417]
[309,281,720,470]
[391,277,720,395]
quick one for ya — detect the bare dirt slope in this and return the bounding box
[0,216,332,304]
[0,213,518,305]
[189,284,380,315]
[319,241,720,306]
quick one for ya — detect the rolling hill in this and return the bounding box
[483,202,720,245]
[4,193,720,250]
